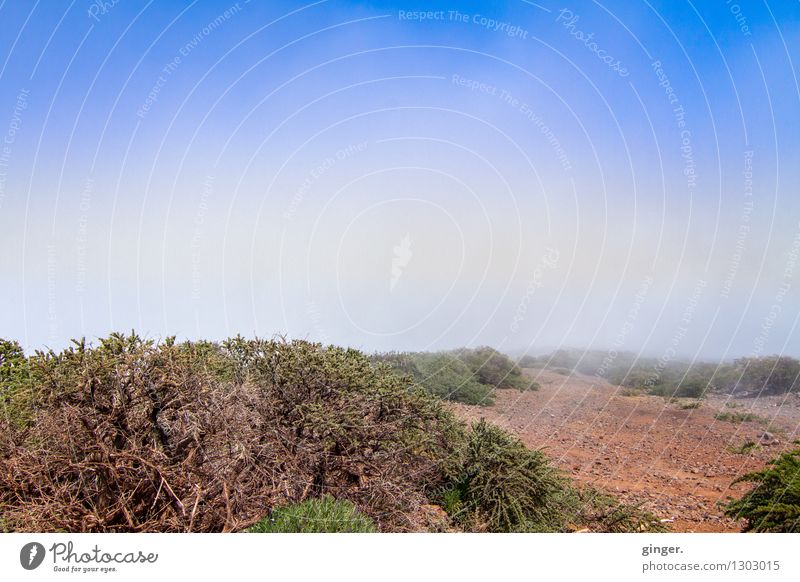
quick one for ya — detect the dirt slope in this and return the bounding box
[449,368,800,532]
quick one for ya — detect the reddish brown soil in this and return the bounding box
[449,368,800,532]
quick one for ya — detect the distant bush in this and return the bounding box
[727,356,800,395]
[728,440,759,455]
[517,355,540,368]
[248,496,376,533]
[715,411,762,424]
[457,347,536,392]
[375,347,537,405]
[725,445,800,532]
[375,351,493,405]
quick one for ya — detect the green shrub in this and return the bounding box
[415,353,494,405]
[248,496,377,533]
[725,445,800,531]
[441,419,567,532]
[438,420,664,533]
[457,347,536,391]
[374,347,540,406]
[0,339,33,427]
[565,487,666,533]
[729,356,800,395]
[715,411,762,424]
[728,440,759,455]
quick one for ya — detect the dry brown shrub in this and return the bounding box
[0,334,461,532]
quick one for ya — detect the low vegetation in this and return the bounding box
[728,440,759,455]
[714,411,763,424]
[725,444,800,532]
[374,347,537,405]
[0,333,654,533]
[526,349,800,399]
[248,496,376,533]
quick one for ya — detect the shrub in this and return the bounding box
[438,420,664,533]
[415,353,494,405]
[247,496,376,533]
[715,411,762,424]
[0,334,462,532]
[374,347,539,405]
[0,333,660,534]
[457,347,536,391]
[0,339,33,427]
[728,356,800,395]
[441,419,567,532]
[565,487,666,533]
[728,440,759,455]
[725,445,800,532]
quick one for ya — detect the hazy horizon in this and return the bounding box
[2,1,799,362]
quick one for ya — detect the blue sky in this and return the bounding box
[1,0,799,360]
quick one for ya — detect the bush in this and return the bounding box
[247,496,376,533]
[0,333,462,532]
[0,333,660,534]
[728,440,759,455]
[715,411,762,424]
[414,353,494,405]
[438,420,664,533]
[441,419,568,532]
[374,347,538,406]
[565,487,666,533]
[457,347,536,392]
[374,351,494,405]
[0,339,33,427]
[725,445,800,532]
[728,356,800,395]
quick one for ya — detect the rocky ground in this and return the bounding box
[449,368,800,532]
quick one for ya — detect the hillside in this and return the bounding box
[449,367,800,532]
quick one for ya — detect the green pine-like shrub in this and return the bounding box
[248,497,377,533]
[441,419,571,532]
[725,445,800,532]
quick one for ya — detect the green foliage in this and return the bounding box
[375,347,537,405]
[456,347,536,392]
[679,400,702,409]
[725,445,800,532]
[533,349,800,398]
[248,496,377,533]
[438,420,664,533]
[0,333,462,532]
[715,411,762,424]
[0,339,33,427]
[441,419,569,532]
[729,356,800,395]
[377,351,494,405]
[0,333,664,534]
[565,487,666,533]
[728,440,759,455]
